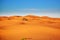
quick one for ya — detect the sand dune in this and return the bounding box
[0,15,60,40]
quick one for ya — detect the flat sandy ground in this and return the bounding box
[0,16,60,40]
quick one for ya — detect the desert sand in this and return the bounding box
[0,15,60,40]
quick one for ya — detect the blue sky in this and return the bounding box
[0,0,60,17]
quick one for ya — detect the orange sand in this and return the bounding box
[0,15,60,40]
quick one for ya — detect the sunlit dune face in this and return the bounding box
[0,15,60,40]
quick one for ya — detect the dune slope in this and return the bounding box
[0,15,60,40]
